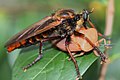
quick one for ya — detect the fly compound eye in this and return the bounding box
[83,10,89,21]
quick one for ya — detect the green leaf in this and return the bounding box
[12,43,97,80]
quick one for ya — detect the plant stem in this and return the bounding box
[99,0,114,80]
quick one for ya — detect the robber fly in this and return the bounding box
[5,8,104,79]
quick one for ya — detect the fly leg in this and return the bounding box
[84,37,107,62]
[23,42,43,71]
[65,35,82,80]
[23,36,62,71]
[94,47,107,62]
[87,19,108,39]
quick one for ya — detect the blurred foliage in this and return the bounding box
[0,0,120,80]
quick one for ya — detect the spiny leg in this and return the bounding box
[23,36,63,71]
[94,47,106,62]
[84,37,107,62]
[23,42,43,71]
[87,19,107,39]
[65,35,81,80]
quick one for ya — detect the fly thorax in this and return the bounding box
[76,18,84,26]
[74,16,84,32]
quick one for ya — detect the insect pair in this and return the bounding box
[5,9,108,80]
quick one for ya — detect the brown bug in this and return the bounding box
[52,26,107,62]
[52,26,108,80]
[5,9,106,79]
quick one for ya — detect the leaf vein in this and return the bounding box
[31,52,61,80]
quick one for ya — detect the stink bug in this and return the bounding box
[52,26,107,62]
[5,9,106,79]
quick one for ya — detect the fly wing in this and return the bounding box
[5,16,62,47]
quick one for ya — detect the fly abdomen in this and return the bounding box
[19,34,44,48]
[6,31,52,52]
[6,37,38,52]
[7,40,26,52]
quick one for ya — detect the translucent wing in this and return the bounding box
[5,16,62,47]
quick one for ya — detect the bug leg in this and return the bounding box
[95,38,112,49]
[65,35,82,80]
[67,53,76,61]
[93,50,99,57]
[23,42,43,72]
[68,52,85,61]
[74,52,85,58]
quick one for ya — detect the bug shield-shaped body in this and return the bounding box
[52,27,98,52]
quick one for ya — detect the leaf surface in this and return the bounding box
[12,43,97,80]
